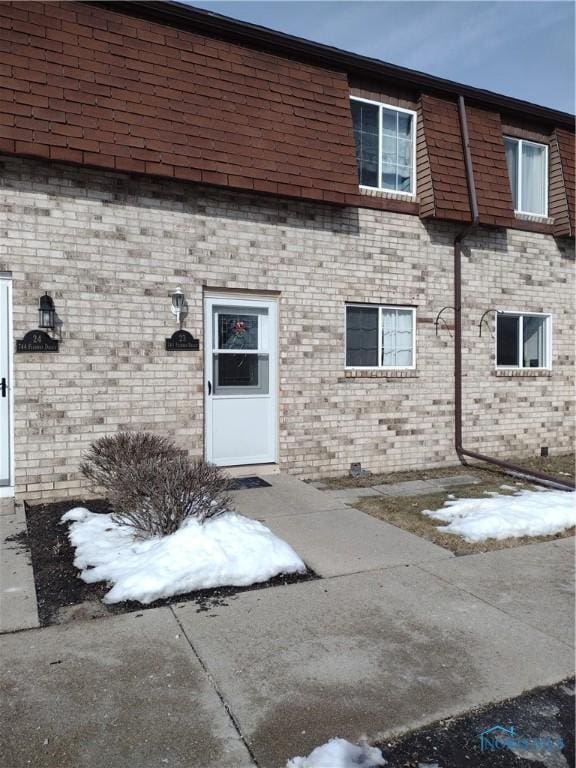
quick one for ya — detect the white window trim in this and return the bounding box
[495,310,552,371]
[503,136,549,218]
[345,303,417,370]
[351,96,417,197]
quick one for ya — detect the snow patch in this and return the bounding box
[286,738,386,767]
[423,489,575,542]
[61,507,306,604]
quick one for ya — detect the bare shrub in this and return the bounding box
[110,455,231,538]
[80,431,180,492]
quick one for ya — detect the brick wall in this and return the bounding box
[1,155,573,501]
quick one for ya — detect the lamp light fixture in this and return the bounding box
[38,292,56,331]
[171,287,185,326]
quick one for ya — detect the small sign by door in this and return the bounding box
[165,329,200,351]
[16,330,59,353]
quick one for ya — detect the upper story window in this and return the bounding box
[345,304,416,369]
[503,137,548,217]
[350,98,416,195]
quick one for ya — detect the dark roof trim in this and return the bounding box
[91,0,575,129]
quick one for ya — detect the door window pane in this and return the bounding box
[351,100,379,188]
[213,354,269,395]
[521,142,546,216]
[523,315,547,368]
[346,306,379,366]
[218,313,258,350]
[497,315,519,366]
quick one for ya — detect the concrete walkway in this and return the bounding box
[0,476,574,768]
[0,499,39,633]
[230,475,452,577]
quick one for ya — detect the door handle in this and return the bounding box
[1,378,6,398]
[207,381,212,395]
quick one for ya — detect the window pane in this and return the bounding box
[351,101,379,188]
[382,308,413,367]
[397,166,412,193]
[523,316,547,367]
[397,137,412,166]
[381,109,397,135]
[381,133,396,166]
[213,353,269,394]
[398,112,412,138]
[380,110,413,193]
[218,313,258,350]
[346,307,379,366]
[381,163,397,191]
[521,143,546,215]
[504,138,519,210]
[497,315,519,366]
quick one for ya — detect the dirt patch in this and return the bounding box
[507,452,575,481]
[353,480,575,556]
[24,497,316,627]
[318,453,575,490]
[378,678,575,768]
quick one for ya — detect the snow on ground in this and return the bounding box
[61,507,306,604]
[286,738,386,767]
[423,488,575,542]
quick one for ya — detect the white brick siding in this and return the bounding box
[0,155,573,500]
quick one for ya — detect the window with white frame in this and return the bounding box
[350,98,415,194]
[346,304,415,368]
[496,312,551,369]
[503,137,548,217]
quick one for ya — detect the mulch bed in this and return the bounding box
[24,497,317,627]
[378,678,575,767]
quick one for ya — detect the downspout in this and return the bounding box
[454,95,574,491]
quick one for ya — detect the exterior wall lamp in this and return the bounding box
[171,287,185,326]
[38,292,56,331]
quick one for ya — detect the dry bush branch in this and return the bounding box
[80,431,180,492]
[110,455,231,538]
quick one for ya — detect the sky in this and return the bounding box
[178,1,575,114]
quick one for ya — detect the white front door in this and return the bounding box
[205,296,277,466]
[0,279,13,489]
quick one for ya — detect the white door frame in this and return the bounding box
[0,276,14,497]
[204,294,278,466]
